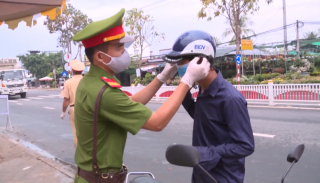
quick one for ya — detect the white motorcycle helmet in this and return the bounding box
[162,30,216,66]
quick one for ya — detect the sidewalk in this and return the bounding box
[0,134,75,183]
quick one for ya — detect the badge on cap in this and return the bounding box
[101,77,121,88]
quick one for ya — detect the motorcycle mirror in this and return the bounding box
[287,144,305,163]
[165,144,200,167]
[281,144,305,183]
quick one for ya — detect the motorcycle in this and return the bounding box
[125,143,305,183]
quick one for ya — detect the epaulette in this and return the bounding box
[101,77,122,88]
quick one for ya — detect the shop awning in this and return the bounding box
[0,0,66,30]
[312,42,320,46]
[140,65,159,71]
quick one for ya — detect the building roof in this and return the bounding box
[227,48,269,56]
[216,46,236,57]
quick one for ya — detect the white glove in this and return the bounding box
[60,112,66,119]
[157,63,177,83]
[180,57,210,88]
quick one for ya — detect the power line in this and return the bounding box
[304,22,320,24]
[144,0,180,12]
[257,8,282,32]
[217,21,303,46]
[140,0,164,10]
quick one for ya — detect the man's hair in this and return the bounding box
[85,42,109,64]
[85,47,95,64]
[183,55,215,68]
[73,70,83,75]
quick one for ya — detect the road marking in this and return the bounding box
[28,97,43,100]
[16,103,23,105]
[9,100,17,103]
[49,95,61,97]
[44,107,55,110]
[20,99,31,101]
[253,133,275,138]
[23,166,31,170]
[37,95,55,98]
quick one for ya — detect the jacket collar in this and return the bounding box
[198,69,223,98]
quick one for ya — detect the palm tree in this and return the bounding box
[214,37,221,45]
[303,31,318,40]
[222,15,255,45]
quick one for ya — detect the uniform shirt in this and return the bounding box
[61,75,83,105]
[74,65,152,183]
[182,69,255,183]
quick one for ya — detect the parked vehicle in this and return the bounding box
[0,69,28,98]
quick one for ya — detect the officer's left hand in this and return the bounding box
[60,112,65,119]
[157,63,177,83]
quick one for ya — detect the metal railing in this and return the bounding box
[122,82,320,105]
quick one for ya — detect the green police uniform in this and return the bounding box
[72,9,152,183]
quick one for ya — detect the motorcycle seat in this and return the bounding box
[131,176,162,183]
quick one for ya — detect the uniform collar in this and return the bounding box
[199,69,223,98]
[87,65,120,83]
[88,65,113,79]
[72,74,82,78]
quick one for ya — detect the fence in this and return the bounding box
[121,82,320,105]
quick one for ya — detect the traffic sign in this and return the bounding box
[241,39,253,50]
[64,53,72,62]
[64,63,71,71]
[62,71,68,77]
[236,54,242,64]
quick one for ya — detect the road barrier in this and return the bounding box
[0,95,12,131]
[121,81,320,105]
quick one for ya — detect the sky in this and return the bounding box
[0,0,320,59]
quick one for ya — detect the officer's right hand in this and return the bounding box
[157,63,177,83]
[180,57,210,88]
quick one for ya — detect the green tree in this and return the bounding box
[18,52,63,78]
[142,73,155,85]
[303,31,318,40]
[198,0,273,54]
[124,8,165,62]
[43,3,93,59]
[222,15,255,45]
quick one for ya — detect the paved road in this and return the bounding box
[1,90,320,183]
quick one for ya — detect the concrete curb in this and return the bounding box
[247,105,320,110]
[148,101,320,110]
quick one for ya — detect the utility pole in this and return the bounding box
[282,0,288,58]
[296,20,300,59]
[282,0,288,73]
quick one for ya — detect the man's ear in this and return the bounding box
[94,51,104,64]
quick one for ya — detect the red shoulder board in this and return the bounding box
[101,77,122,88]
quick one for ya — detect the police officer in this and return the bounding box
[72,8,210,183]
[60,59,85,148]
[163,30,255,183]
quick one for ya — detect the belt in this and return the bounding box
[70,105,74,107]
[78,165,127,183]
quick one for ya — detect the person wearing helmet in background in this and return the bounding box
[163,30,255,183]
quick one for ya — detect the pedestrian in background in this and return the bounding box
[60,59,85,148]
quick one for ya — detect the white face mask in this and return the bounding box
[100,50,131,73]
